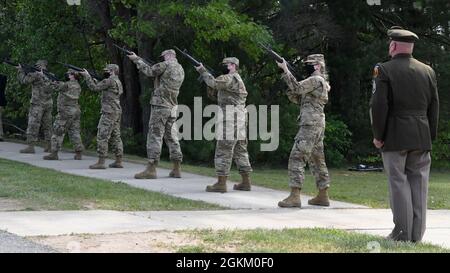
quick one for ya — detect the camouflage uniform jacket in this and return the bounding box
[18,70,53,105]
[50,79,81,115]
[85,75,123,114]
[133,58,184,109]
[199,69,247,108]
[282,70,330,126]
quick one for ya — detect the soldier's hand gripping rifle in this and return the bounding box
[3,60,60,82]
[57,62,103,81]
[174,46,215,82]
[259,43,297,74]
[113,44,154,67]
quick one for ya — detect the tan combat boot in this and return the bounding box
[43,142,51,153]
[74,151,82,160]
[233,173,251,191]
[20,145,35,154]
[43,151,59,160]
[134,162,157,179]
[206,176,227,193]
[109,156,124,168]
[308,188,330,207]
[278,187,302,208]
[169,161,182,178]
[89,157,106,169]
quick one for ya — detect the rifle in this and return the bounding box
[259,42,297,74]
[57,62,103,81]
[3,60,60,82]
[113,44,154,67]
[174,46,215,82]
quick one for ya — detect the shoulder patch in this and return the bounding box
[373,65,379,79]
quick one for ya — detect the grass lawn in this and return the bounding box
[66,143,450,209]
[154,160,449,209]
[0,158,222,211]
[106,150,450,209]
[177,228,449,253]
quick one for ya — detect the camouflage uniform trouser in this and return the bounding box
[26,102,52,144]
[215,139,253,176]
[147,105,182,164]
[0,106,4,138]
[288,125,330,189]
[97,111,123,158]
[50,109,84,153]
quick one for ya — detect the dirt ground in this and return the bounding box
[28,231,204,253]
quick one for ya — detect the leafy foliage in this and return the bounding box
[1,0,449,167]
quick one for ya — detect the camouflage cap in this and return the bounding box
[35,60,48,68]
[302,54,325,66]
[104,64,119,74]
[160,49,176,57]
[387,26,419,43]
[221,57,239,66]
[67,69,78,74]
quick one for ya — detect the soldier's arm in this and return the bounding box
[206,86,218,102]
[370,65,389,141]
[198,67,233,91]
[281,72,321,96]
[49,80,66,92]
[64,88,80,100]
[85,75,112,92]
[133,58,166,78]
[18,70,42,85]
[286,91,302,104]
[428,69,439,141]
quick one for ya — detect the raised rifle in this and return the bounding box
[113,44,154,67]
[259,42,297,74]
[3,60,60,82]
[57,62,103,81]
[174,46,215,82]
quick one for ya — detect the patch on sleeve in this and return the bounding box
[373,65,379,79]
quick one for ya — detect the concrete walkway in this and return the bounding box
[1,141,449,250]
[0,142,366,210]
[0,209,449,248]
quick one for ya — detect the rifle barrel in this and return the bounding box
[259,43,296,73]
[58,62,103,81]
[113,44,132,55]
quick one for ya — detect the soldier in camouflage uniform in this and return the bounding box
[81,64,124,170]
[43,69,84,160]
[277,54,332,208]
[128,49,185,179]
[196,57,253,193]
[18,60,53,154]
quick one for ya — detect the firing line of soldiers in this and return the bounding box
[1,26,440,243]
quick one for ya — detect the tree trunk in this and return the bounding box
[136,9,158,136]
[85,0,143,133]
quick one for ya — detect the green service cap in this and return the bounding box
[388,26,419,43]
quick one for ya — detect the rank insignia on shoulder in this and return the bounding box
[373,65,380,79]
